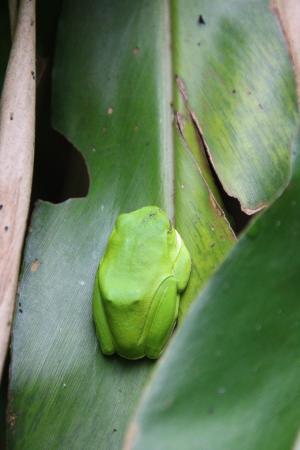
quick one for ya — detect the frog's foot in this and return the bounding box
[145,276,179,359]
[92,275,115,355]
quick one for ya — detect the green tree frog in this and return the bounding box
[92,206,191,359]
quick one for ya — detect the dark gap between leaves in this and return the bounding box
[211,170,252,234]
[0,353,9,449]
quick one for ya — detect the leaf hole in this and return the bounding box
[32,55,89,204]
[32,127,90,204]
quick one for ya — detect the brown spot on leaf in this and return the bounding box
[107,107,113,115]
[198,14,206,25]
[208,192,223,217]
[132,47,140,56]
[175,111,186,137]
[175,75,188,103]
[8,413,17,429]
[31,259,40,272]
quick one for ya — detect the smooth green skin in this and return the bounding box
[93,206,191,360]
[129,134,300,450]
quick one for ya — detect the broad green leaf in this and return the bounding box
[128,133,300,450]
[172,0,298,213]
[8,1,234,448]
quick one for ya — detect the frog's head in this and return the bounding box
[116,206,171,234]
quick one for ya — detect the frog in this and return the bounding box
[92,205,191,359]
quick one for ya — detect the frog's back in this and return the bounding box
[100,206,177,303]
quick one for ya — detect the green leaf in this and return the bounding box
[172,0,298,213]
[128,132,300,450]
[8,1,233,448]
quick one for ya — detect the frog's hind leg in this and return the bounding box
[145,276,179,359]
[92,274,115,355]
[173,231,192,292]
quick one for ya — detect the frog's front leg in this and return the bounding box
[145,276,179,359]
[92,272,115,355]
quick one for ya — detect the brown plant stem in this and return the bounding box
[0,0,36,379]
